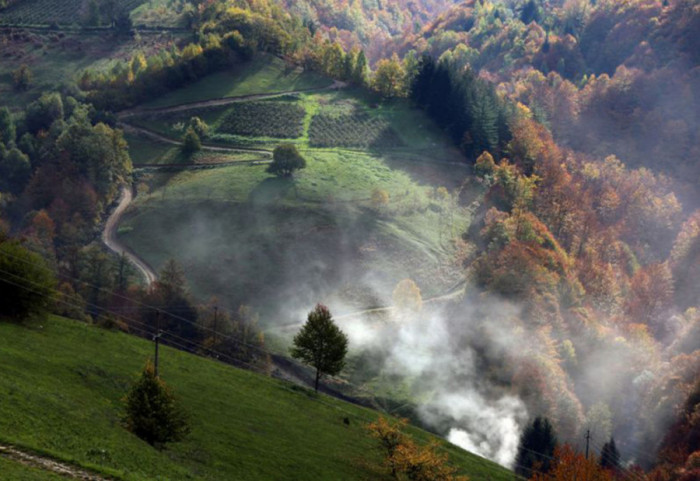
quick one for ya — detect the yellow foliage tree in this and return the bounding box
[392,279,422,313]
[367,417,468,481]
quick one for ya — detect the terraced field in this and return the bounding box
[309,109,403,148]
[217,101,306,139]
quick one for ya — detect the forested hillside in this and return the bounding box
[0,1,699,480]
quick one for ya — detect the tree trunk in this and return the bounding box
[314,368,320,393]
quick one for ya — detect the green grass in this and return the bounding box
[0,457,67,480]
[142,56,332,109]
[0,316,513,480]
[119,148,473,322]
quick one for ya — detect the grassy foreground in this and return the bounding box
[0,316,512,480]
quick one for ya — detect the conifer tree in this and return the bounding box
[123,362,190,447]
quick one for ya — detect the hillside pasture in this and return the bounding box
[119,148,476,324]
[140,55,332,109]
[0,316,513,480]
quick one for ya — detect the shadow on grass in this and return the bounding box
[248,176,295,205]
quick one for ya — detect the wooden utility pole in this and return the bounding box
[154,330,162,377]
[585,429,591,459]
[154,310,162,377]
[213,305,218,345]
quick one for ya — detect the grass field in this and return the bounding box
[119,146,475,324]
[0,316,513,480]
[141,55,332,109]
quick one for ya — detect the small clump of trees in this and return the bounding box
[290,304,348,392]
[267,144,306,177]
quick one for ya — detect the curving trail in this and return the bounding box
[0,444,111,480]
[118,80,347,119]
[102,187,157,285]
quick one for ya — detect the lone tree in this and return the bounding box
[267,144,306,177]
[515,416,558,478]
[290,304,348,392]
[123,362,190,447]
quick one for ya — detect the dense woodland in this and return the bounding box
[0,0,699,479]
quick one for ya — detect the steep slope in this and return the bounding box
[0,316,513,480]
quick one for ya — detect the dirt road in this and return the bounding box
[0,444,112,480]
[102,187,157,285]
[118,80,347,119]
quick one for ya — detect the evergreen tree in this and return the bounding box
[515,417,558,478]
[352,50,368,86]
[290,304,348,392]
[600,437,620,471]
[123,362,190,447]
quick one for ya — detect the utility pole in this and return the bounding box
[213,305,218,345]
[585,429,591,459]
[153,310,162,377]
[153,329,162,377]
[584,428,591,481]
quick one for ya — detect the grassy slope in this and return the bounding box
[122,58,474,319]
[120,148,475,321]
[0,316,512,481]
[142,55,332,109]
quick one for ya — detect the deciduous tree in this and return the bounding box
[267,144,306,177]
[290,304,348,392]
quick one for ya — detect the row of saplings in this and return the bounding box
[123,304,467,480]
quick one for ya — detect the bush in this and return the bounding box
[123,362,190,447]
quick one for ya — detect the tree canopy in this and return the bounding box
[267,144,306,177]
[290,304,348,392]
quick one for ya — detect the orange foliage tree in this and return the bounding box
[530,445,613,481]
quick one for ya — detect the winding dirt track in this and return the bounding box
[118,80,346,119]
[0,444,112,480]
[102,188,157,285]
